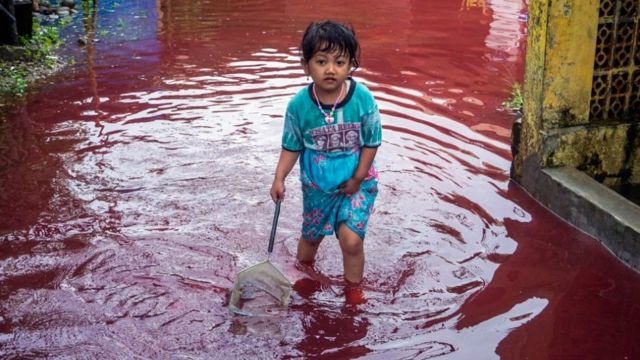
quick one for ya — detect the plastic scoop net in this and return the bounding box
[229,200,291,315]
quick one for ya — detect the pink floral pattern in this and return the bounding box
[367,165,379,180]
[301,176,378,241]
[350,193,365,209]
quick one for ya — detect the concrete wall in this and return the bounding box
[513,0,640,191]
[511,0,640,270]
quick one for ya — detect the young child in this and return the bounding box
[270,20,382,303]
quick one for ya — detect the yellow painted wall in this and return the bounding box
[541,0,599,128]
[512,0,638,187]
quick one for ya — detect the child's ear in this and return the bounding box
[300,59,309,74]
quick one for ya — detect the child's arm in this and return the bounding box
[270,149,300,201]
[340,147,378,195]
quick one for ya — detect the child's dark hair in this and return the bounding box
[300,20,360,71]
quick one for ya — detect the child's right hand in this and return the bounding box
[270,178,286,202]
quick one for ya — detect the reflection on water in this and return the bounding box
[1,0,640,359]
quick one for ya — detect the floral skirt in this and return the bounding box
[300,174,378,241]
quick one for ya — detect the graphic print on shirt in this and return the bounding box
[309,123,361,152]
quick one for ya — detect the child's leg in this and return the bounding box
[297,236,323,263]
[337,224,364,284]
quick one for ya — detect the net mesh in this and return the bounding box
[229,260,291,315]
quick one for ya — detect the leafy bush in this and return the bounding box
[503,82,524,112]
[0,62,29,95]
[1,19,62,95]
[19,19,62,65]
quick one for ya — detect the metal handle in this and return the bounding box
[268,200,281,254]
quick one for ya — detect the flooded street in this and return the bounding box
[1,0,640,358]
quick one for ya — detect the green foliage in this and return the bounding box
[20,19,62,65]
[82,0,97,14]
[0,62,30,95]
[1,19,62,95]
[58,17,71,27]
[503,82,524,112]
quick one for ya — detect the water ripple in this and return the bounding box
[2,0,640,359]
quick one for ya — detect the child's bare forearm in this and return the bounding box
[353,147,378,181]
[274,148,300,180]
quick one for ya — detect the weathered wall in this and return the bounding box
[543,124,631,187]
[512,0,640,269]
[633,133,640,183]
[512,0,640,191]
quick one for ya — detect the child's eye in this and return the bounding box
[316,59,326,65]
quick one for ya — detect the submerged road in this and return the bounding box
[1,0,639,358]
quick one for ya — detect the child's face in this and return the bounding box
[303,49,352,94]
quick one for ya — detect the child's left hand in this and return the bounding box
[339,177,363,195]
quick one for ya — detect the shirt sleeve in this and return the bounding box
[361,102,382,148]
[281,105,304,152]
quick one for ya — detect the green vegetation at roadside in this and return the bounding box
[503,82,524,113]
[0,64,30,96]
[0,19,63,96]
[20,19,62,65]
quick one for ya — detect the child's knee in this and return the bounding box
[342,240,363,257]
[339,226,363,256]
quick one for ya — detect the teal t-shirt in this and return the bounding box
[282,79,382,192]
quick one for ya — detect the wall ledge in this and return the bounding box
[520,165,640,271]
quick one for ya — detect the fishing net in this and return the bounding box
[228,260,291,315]
[228,200,291,315]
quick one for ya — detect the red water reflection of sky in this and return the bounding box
[1,0,639,359]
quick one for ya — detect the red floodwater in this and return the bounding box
[1,0,639,359]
